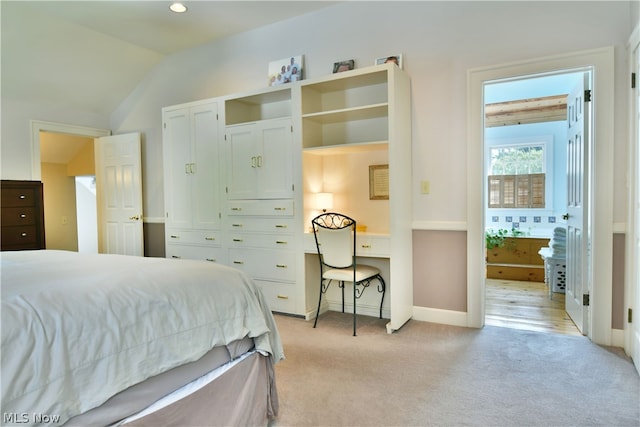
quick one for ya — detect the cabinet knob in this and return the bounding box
[20,214,27,218]
[19,195,26,199]
[21,232,28,237]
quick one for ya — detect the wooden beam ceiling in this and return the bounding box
[485,94,568,127]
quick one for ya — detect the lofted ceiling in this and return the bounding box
[1,1,337,118]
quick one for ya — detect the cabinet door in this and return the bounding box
[163,108,192,228]
[191,103,220,229]
[226,125,258,200]
[257,118,294,199]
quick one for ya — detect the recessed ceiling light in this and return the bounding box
[169,2,187,13]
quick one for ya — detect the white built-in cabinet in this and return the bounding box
[162,100,225,263]
[162,63,412,332]
[225,118,294,200]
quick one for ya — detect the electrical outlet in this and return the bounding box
[420,180,430,194]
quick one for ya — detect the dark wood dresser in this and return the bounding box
[1,180,46,251]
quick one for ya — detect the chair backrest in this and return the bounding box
[311,213,356,269]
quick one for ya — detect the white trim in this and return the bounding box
[412,221,467,231]
[143,216,165,224]
[613,222,627,234]
[467,47,615,345]
[411,306,468,328]
[611,328,626,349]
[30,120,110,181]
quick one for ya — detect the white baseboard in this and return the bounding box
[411,306,469,327]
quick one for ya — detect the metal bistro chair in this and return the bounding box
[311,212,386,336]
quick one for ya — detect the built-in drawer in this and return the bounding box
[228,248,296,282]
[1,188,37,208]
[303,232,390,257]
[165,244,227,264]
[255,279,299,314]
[226,199,294,217]
[228,233,294,249]
[227,217,296,233]
[165,229,221,246]
[1,207,36,226]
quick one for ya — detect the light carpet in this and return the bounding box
[271,312,639,427]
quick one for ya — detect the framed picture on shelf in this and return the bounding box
[369,164,389,200]
[375,54,403,69]
[268,55,304,86]
[333,60,355,73]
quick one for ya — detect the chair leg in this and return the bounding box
[353,279,357,336]
[377,274,386,319]
[313,279,324,328]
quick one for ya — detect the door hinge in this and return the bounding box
[291,125,293,133]
[632,73,636,89]
[629,308,633,323]
[583,294,590,306]
[584,89,592,102]
[163,122,166,129]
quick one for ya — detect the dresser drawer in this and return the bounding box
[255,279,299,314]
[1,207,37,226]
[1,225,39,247]
[1,188,37,208]
[228,232,294,249]
[227,199,294,217]
[228,248,296,282]
[165,229,221,246]
[227,217,296,233]
[165,244,227,264]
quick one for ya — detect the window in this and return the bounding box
[488,144,546,208]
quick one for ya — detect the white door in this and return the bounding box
[630,34,640,375]
[95,133,143,256]
[191,103,220,229]
[258,118,294,199]
[163,108,192,229]
[226,125,258,200]
[565,74,590,334]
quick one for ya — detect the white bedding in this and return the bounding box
[1,250,284,426]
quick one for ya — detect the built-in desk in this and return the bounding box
[303,232,391,320]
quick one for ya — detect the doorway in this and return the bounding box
[482,72,583,336]
[31,120,110,252]
[466,48,615,345]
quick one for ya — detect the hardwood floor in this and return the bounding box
[485,278,582,336]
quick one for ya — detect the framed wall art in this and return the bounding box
[369,164,389,200]
[333,59,355,73]
[268,55,304,86]
[375,54,403,69]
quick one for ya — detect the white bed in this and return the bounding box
[1,250,284,426]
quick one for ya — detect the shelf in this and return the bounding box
[303,141,388,155]
[302,103,388,124]
[225,87,292,125]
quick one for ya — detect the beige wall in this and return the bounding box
[67,141,95,176]
[40,162,78,251]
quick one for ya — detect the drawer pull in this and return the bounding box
[275,224,287,229]
[276,264,287,268]
[204,237,215,241]
[361,244,372,249]
[171,255,182,259]
[277,295,289,300]
[233,238,244,242]
[233,261,244,265]
[21,232,28,237]
[232,223,243,228]
[19,195,26,199]
[20,214,27,218]
[274,207,286,211]
[276,240,288,245]
[206,258,216,262]
[231,207,242,211]
[170,235,180,239]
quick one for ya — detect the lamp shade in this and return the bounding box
[315,192,334,212]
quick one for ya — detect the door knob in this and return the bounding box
[129,214,141,221]
[562,213,570,220]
